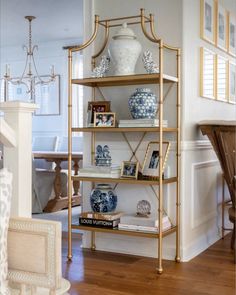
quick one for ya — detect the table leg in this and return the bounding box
[54,159,62,199]
[73,159,80,196]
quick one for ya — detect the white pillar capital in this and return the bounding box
[0,101,38,113]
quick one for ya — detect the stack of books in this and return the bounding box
[79,211,124,229]
[118,119,168,128]
[118,213,172,233]
[77,165,121,178]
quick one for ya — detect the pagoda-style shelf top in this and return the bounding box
[72,127,178,133]
[72,73,178,87]
[72,176,177,185]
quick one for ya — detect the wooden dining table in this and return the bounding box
[33,151,83,213]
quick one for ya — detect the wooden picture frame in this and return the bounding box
[34,75,60,116]
[217,54,228,102]
[229,61,236,103]
[216,3,228,51]
[200,47,216,100]
[121,161,139,179]
[200,0,216,45]
[228,13,236,57]
[87,101,111,126]
[94,112,116,127]
[142,141,170,178]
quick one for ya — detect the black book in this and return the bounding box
[79,217,120,228]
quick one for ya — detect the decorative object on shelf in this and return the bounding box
[91,55,110,78]
[2,16,56,102]
[90,184,117,213]
[121,161,139,179]
[142,50,159,74]
[142,141,170,178]
[128,88,158,119]
[95,144,112,166]
[136,200,151,217]
[87,101,111,126]
[108,23,142,76]
[94,112,116,127]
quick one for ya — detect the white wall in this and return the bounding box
[81,0,235,261]
[1,38,82,139]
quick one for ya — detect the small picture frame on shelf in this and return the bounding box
[200,0,216,45]
[142,141,170,178]
[87,101,111,126]
[228,14,236,57]
[121,161,139,179]
[216,3,228,51]
[94,112,116,127]
[229,61,236,103]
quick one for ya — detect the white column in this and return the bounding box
[0,101,37,217]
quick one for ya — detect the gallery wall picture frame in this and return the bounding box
[121,161,139,179]
[228,13,236,57]
[87,100,111,126]
[200,47,216,100]
[216,54,228,102]
[142,141,170,178]
[200,0,216,45]
[216,3,228,51]
[1,77,31,102]
[229,61,236,103]
[34,75,60,116]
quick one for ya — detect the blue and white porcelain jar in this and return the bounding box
[128,88,158,119]
[90,184,117,213]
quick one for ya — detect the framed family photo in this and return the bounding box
[142,141,170,178]
[94,112,116,127]
[201,0,216,45]
[229,61,236,103]
[228,14,236,56]
[87,101,111,126]
[121,161,139,179]
[216,3,227,51]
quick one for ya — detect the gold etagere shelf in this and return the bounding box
[67,8,181,274]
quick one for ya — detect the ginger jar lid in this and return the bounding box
[112,22,137,40]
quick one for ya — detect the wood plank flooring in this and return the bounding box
[62,233,235,295]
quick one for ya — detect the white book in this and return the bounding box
[118,222,172,233]
[77,172,121,178]
[120,214,169,227]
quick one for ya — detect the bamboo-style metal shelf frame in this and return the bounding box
[72,127,178,133]
[67,8,181,275]
[71,224,177,239]
[72,176,177,185]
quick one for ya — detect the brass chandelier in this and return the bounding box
[3,16,56,102]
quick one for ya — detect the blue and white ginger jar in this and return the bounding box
[128,88,158,119]
[90,184,117,213]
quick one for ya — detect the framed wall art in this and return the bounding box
[217,55,228,101]
[34,75,60,116]
[200,47,216,99]
[228,14,236,56]
[1,77,31,102]
[216,3,228,51]
[229,61,236,103]
[142,141,170,178]
[200,0,216,45]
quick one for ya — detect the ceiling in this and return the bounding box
[0,0,84,47]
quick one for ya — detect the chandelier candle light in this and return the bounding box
[3,16,56,102]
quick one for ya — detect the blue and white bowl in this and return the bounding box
[90,184,117,213]
[128,88,158,119]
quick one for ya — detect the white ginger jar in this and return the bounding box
[108,23,142,76]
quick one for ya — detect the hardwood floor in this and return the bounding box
[62,233,235,295]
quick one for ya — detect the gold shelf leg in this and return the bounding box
[175,49,181,263]
[91,231,96,251]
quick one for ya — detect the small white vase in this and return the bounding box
[108,23,142,76]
